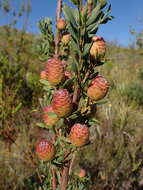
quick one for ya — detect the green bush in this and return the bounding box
[122,83,143,106]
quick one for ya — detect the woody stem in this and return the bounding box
[55,0,62,56]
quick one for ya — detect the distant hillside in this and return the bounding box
[0,25,41,73]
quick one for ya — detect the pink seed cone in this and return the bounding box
[87,75,109,101]
[40,70,47,80]
[64,71,72,79]
[45,58,65,85]
[78,169,87,178]
[35,139,55,161]
[42,106,59,126]
[57,19,67,30]
[70,123,89,147]
[52,88,73,117]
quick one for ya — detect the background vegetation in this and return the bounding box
[1,0,143,189]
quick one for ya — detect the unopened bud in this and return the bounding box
[57,19,67,30]
[87,0,93,4]
[87,75,109,101]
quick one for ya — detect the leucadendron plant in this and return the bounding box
[36,0,113,189]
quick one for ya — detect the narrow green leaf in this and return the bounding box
[98,0,107,9]
[90,71,99,79]
[12,102,22,114]
[100,5,113,24]
[87,5,113,36]
[43,86,51,92]
[86,4,101,26]
[93,0,98,7]
[63,4,77,28]
[57,118,64,127]
[58,136,70,143]
[40,79,50,86]
[94,100,108,105]
[63,5,78,42]
[100,16,113,24]
[68,23,78,43]
[68,113,78,119]
[71,59,79,74]
[100,4,111,20]
[88,118,99,125]
[107,4,112,13]
[37,122,46,128]
[87,19,100,32]
[47,112,58,118]
[59,136,70,143]
[83,42,92,56]
[69,0,78,5]
[65,144,76,149]
[62,78,75,88]
[71,8,79,22]
[70,39,80,54]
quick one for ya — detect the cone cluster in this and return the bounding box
[37,35,109,161]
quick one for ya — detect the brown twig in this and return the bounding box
[72,87,80,104]
[56,0,62,22]
[69,151,76,175]
[61,162,70,190]
[36,168,43,185]
[87,1,93,16]
[60,150,72,190]
[52,168,57,190]
[55,0,62,56]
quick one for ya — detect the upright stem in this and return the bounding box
[61,162,70,190]
[56,0,62,22]
[55,0,62,56]
[88,2,93,16]
[72,87,80,104]
[52,168,57,190]
[69,151,76,175]
[51,130,57,189]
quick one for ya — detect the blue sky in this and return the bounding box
[0,0,143,46]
